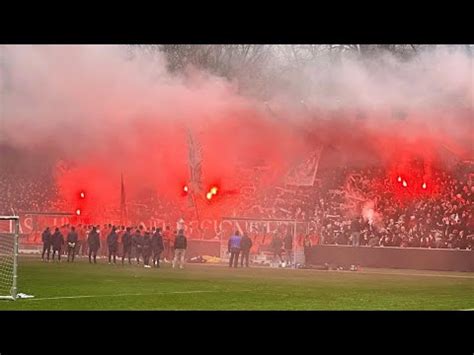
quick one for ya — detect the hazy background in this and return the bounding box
[0,45,472,207]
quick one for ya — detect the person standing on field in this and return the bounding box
[107,226,119,264]
[152,227,164,268]
[51,227,64,262]
[142,232,152,268]
[121,227,132,264]
[228,230,242,268]
[172,229,187,269]
[240,232,252,268]
[271,233,283,266]
[41,227,52,262]
[133,229,143,264]
[88,226,100,264]
[66,226,78,263]
[116,226,125,257]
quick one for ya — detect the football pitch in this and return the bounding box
[1,256,473,310]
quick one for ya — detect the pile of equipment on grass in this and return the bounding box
[202,255,221,263]
[188,256,207,263]
[297,263,329,270]
[296,263,359,271]
[187,255,222,264]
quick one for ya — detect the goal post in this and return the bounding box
[221,216,307,268]
[0,216,19,300]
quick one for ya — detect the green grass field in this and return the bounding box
[1,256,473,310]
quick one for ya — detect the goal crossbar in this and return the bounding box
[222,216,306,223]
[20,211,73,216]
[0,216,19,221]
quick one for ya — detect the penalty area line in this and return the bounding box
[25,290,252,301]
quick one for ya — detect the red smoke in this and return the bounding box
[1,46,471,220]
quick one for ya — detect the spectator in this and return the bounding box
[240,232,252,268]
[228,230,242,268]
[173,229,187,269]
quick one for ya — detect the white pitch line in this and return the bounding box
[24,290,251,301]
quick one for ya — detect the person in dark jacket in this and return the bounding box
[172,229,187,269]
[121,227,133,264]
[88,226,100,264]
[132,229,143,264]
[240,232,252,267]
[66,226,78,262]
[51,228,64,262]
[227,230,242,268]
[152,228,164,268]
[107,227,119,264]
[142,232,152,268]
[284,233,293,266]
[41,227,52,262]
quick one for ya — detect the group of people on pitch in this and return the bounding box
[41,225,188,269]
[228,230,297,268]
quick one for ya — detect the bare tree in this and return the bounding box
[358,45,421,60]
[143,45,271,79]
[127,44,435,100]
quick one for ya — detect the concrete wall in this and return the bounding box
[186,240,221,258]
[307,245,474,272]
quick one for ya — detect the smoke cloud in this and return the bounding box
[0,45,472,213]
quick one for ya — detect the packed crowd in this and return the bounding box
[0,168,59,214]
[233,163,474,250]
[317,165,473,250]
[1,143,473,250]
[0,146,61,214]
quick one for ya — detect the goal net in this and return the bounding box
[0,216,19,300]
[221,217,308,268]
